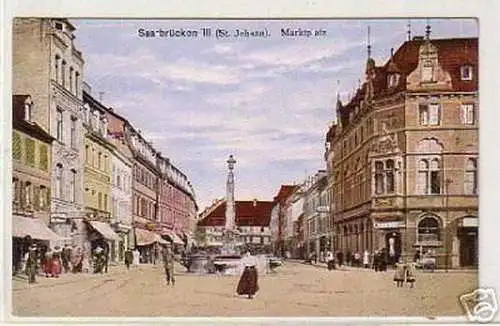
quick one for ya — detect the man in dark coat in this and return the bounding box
[124,248,133,270]
[162,243,175,286]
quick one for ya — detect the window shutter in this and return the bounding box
[417,171,427,194]
[19,181,25,208]
[460,105,466,124]
[33,186,40,210]
[47,187,51,207]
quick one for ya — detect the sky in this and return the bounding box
[71,18,477,211]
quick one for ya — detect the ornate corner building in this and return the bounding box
[325,32,478,268]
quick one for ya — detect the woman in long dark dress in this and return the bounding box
[236,251,259,299]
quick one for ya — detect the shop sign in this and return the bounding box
[462,217,478,228]
[373,221,405,229]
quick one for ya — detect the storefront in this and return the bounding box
[86,220,121,264]
[12,215,68,274]
[134,228,168,263]
[457,216,478,267]
[373,220,404,265]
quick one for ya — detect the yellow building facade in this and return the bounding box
[83,128,113,222]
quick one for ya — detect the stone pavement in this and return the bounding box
[11,261,477,318]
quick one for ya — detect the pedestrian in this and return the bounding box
[61,244,71,273]
[133,248,140,267]
[124,248,133,270]
[337,251,344,267]
[363,250,370,268]
[71,247,83,273]
[43,248,53,277]
[103,244,109,273]
[26,243,38,284]
[393,258,406,288]
[236,250,259,299]
[346,251,352,266]
[162,243,176,286]
[354,252,361,267]
[406,261,416,288]
[51,246,62,278]
[326,250,335,270]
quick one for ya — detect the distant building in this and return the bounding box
[325,31,478,268]
[197,200,273,250]
[270,185,299,257]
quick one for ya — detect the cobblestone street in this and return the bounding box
[12,262,477,317]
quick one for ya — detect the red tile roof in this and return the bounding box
[337,37,478,132]
[273,185,299,203]
[197,200,273,227]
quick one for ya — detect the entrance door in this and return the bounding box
[459,228,478,267]
[385,231,402,265]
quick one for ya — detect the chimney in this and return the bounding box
[253,198,258,207]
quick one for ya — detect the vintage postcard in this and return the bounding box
[7,11,494,323]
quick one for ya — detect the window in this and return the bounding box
[385,160,395,193]
[104,194,108,211]
[39,186,47,209]
[461,104,475,125]
[13,178,20,203]
[70,116,77,148]
[417,217,440,242]
[460,65,473,81]
[465,158,478,195]
[388,73,400,88]
[55,164,63,199]
[375,161,384,194]
[24,102,32,121]
[98,152,102,169]
[75,72,80,97]
[55,55,60,83]
[61,60,67,88]
[54,22,63,30]
[69,169,76,202]
[85,145,89,163]
[117,175,121,188]
[25,182,32,207]
[56,109,63,142]
[419,104,440,126]
[421,61,434,82]
[418,159,441,195]
[69,67,74,93]
[98,192,102,210]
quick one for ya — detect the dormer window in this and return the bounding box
[421,60,434,82]
[24,102,32,122]
[54,22,64,31]
[388,73,400,88]
[460,65,473,81]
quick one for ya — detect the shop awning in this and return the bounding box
[13,215,67,242]
[135,228,157,246]
[155,234,169,245]
[88,221,121,241]
[161,230,184,245]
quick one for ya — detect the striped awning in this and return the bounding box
[135,228,157,246]
[161,229,184,245]
[88,221,121,241]
[13,215,67,242]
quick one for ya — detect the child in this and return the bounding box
[393,258,406,288]
[406,261,416,288]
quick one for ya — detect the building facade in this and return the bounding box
[303,171,329,261]
[325,32,478,268]
[12,95,60,273]
[197,200,273,251]
[271,185,299,257]
[13,18,86,245]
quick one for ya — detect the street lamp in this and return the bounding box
[444,178,453,273]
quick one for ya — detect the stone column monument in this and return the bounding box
[221,155,239,255]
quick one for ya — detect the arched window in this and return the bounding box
[375,161,384,194]
[465,158,478,194]
[386,159,395,193]
[417,217,440,242]
[55,164,63,199]
[25,182,32,206]
[69,169,76,202]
